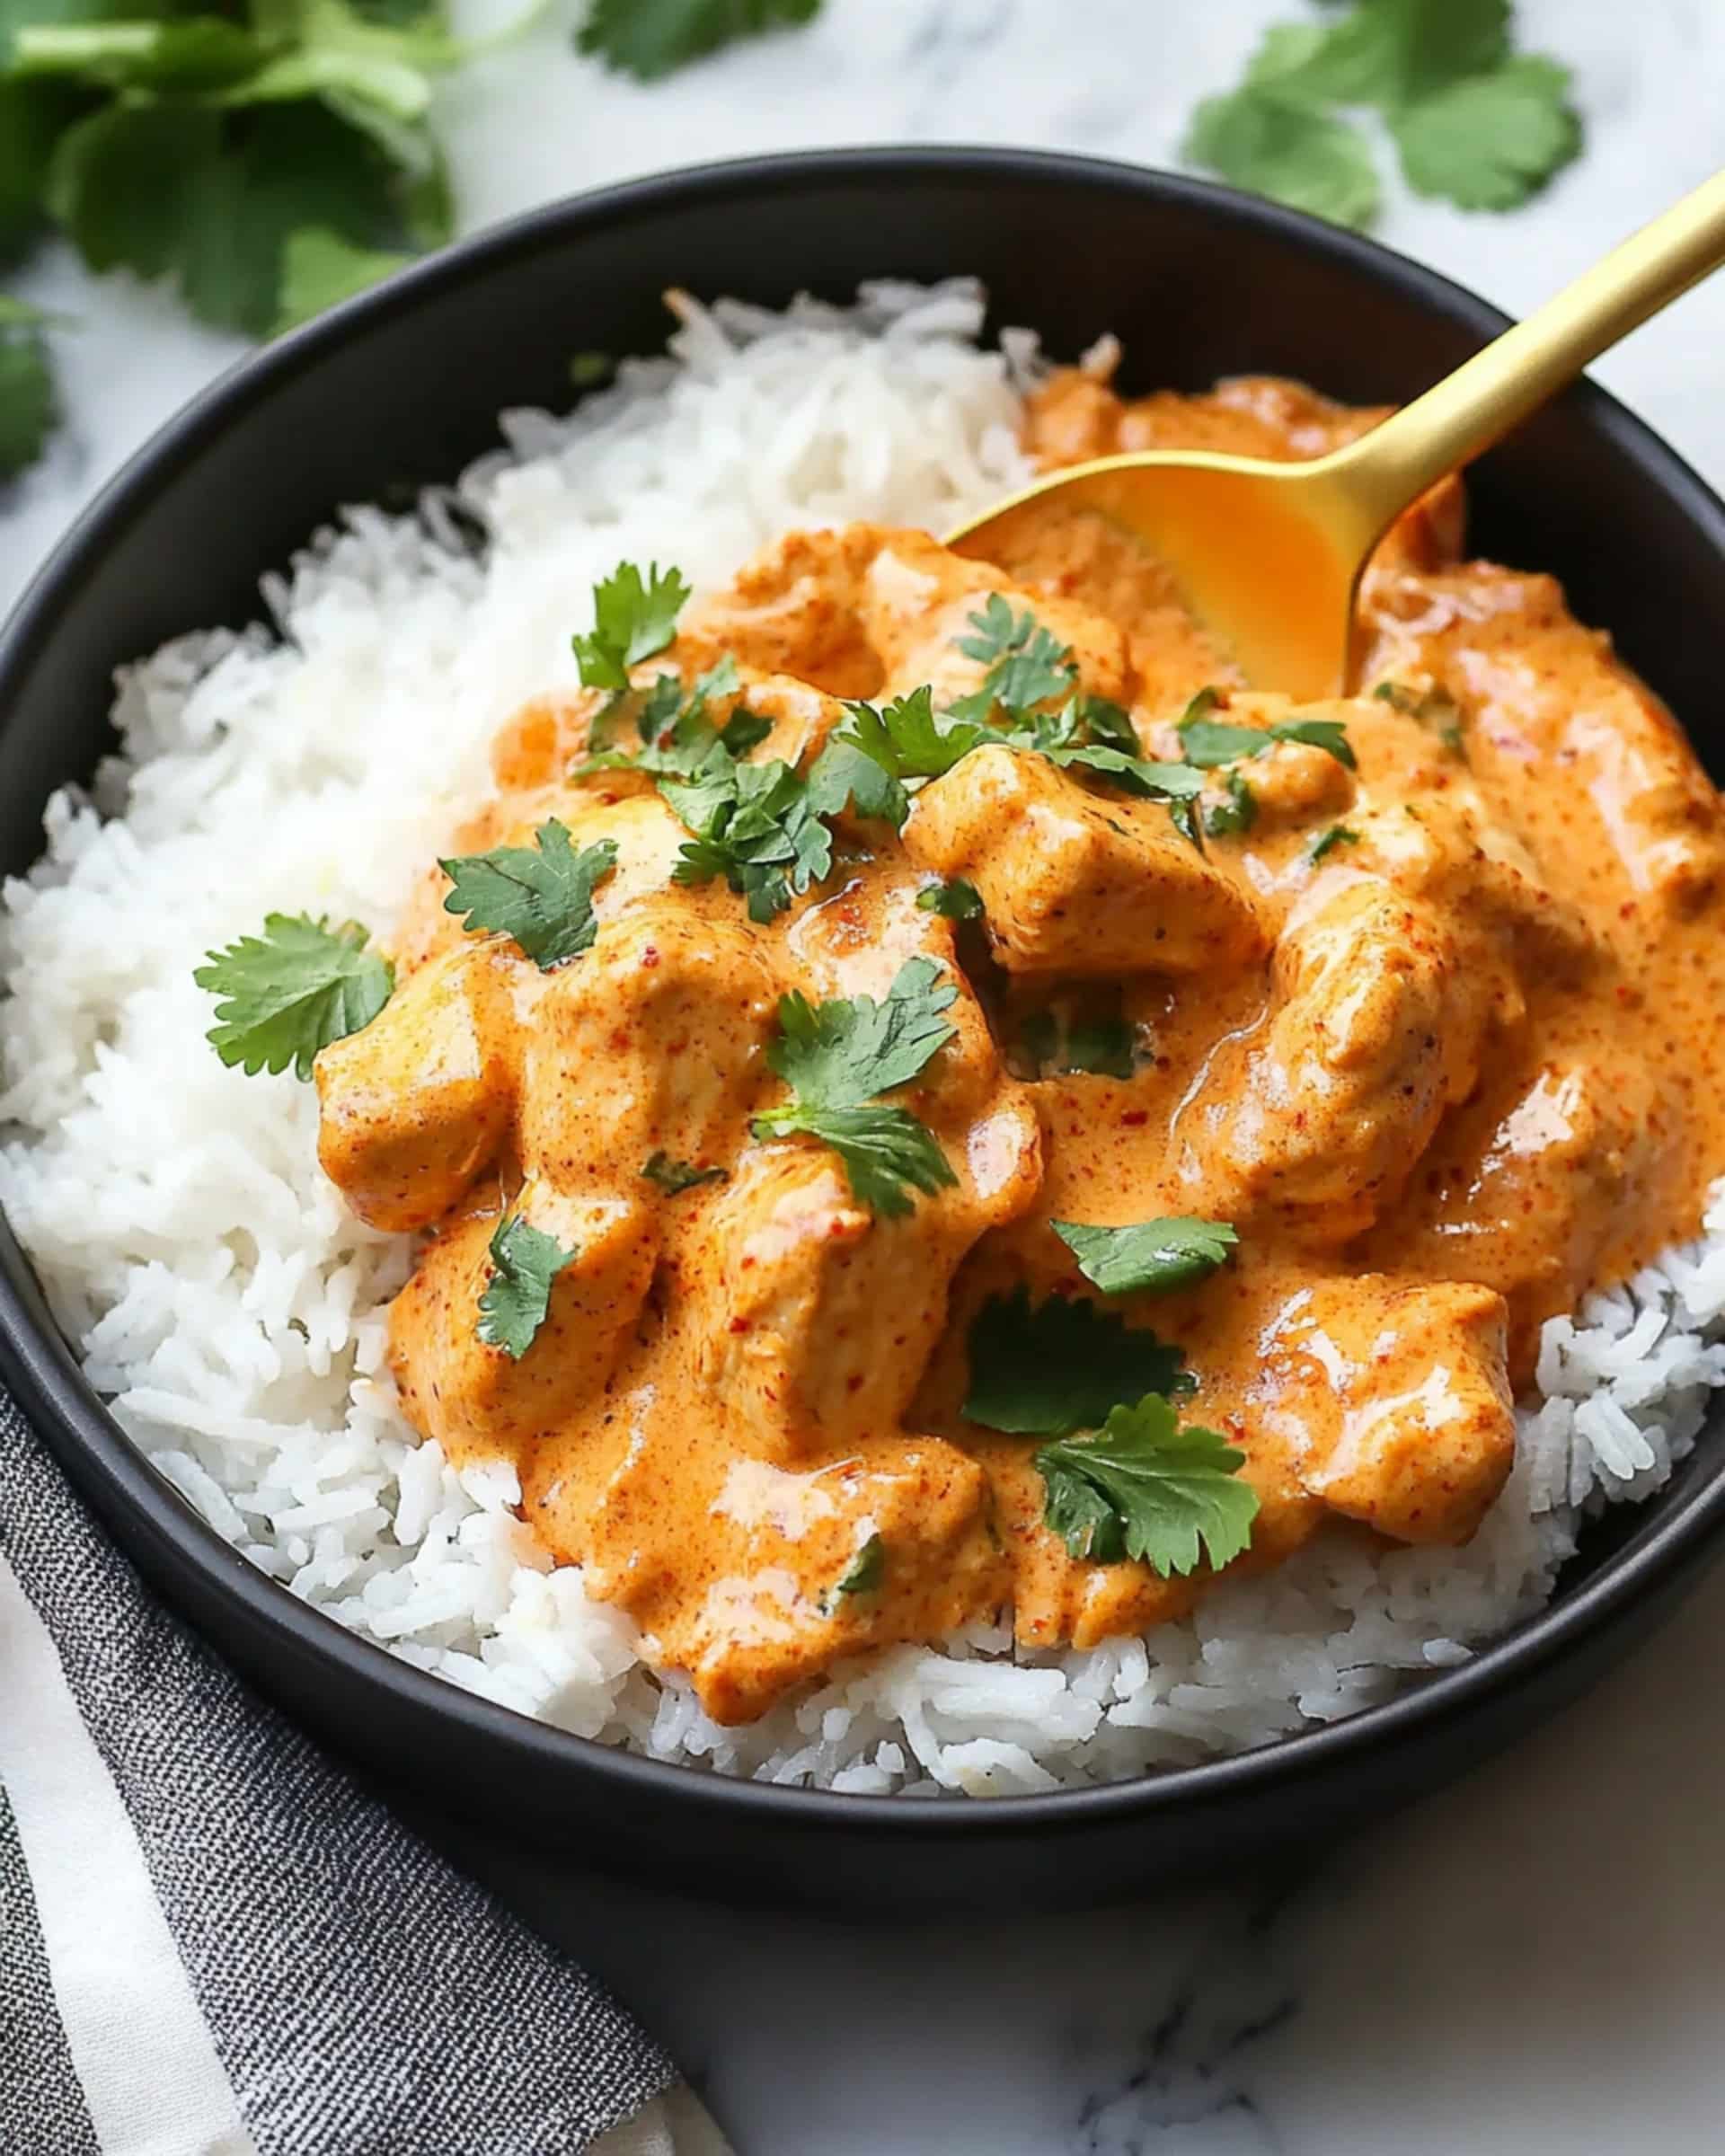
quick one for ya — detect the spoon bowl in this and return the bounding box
[951,165,1725,696]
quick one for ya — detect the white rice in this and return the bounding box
[5,281,1724,1799]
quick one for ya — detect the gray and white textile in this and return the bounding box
[0,1386,726,2156]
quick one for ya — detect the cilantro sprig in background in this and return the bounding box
[0,0,830,479]
[1184,0,1583,232]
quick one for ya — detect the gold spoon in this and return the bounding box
[947,168,1725,701]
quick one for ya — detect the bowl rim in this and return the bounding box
[6,142,1725,1838]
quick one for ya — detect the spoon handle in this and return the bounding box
[1330,164,1725,533]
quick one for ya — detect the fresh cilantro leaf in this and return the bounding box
[1272,715,1357,768]
[751,957,959,1216]
[1179,704,1356,772]
[1374,677,1465,747]
[670,755,832,923]
[196,912,394,1079]
[964,1287,1190,1437]
[834,1531,884,1598]
[1075,696,1139,755]
[1185,1,1579,228]
[916,878,984,922]
[715,703,772,757]
[47,100,445,338]
[572,561,691,690]
[440,821,617,968]
[808,686,988,831]
[1053,1216,1239,1297]
[765,955,957,1106]
[805,733,909,829]
[1177,711,1278,768]
[476,1208,574,1360]
[0,77,71,256]
[11,17,268,92]
[1036,1393,1259,1573]
[1306,823,1360,863]
[0,296,56,479]
[1392,54,1579,210]
[1204,771,1257,839]
[275,225,412,331]
[1248,0,1510,110]
[641,1151,728,1194]
[577,0,820,82]
[1182,86,1381,230]
[1043,740,1208,802]
[754,1102,955,1218]
[1017,1008,1138,1081]
[949,595,1077,722]
[1063,1015,1137,1079]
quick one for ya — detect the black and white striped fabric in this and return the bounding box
[0,1387,726,2156]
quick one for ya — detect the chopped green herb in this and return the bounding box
[751,956,958,1216]
[275,227,413,333]
[1018,1008,1138,1081]
[569,349,612,387]
[1392,54,1580,210]
[669,755,833,923]
[1183,0,1581,232]
[572,561,691,690]
[1305,823,1361,864]
[476,1208,574,1360]
[577,0,821,81]
[949,592,1078,721]
[1037,1393,1259,1573]
[440,822,617,968]
[1204,770,1258,839]
[1179,705,1356,772]
[964,1286,1190,1437]
[641,1152,728,1194]
[833,1531,884,1598]
[916,878,985,922]
[1053,1216,1239,1298]
[196,913,394,1080]
[1182,83,1381,229]
[1373,678,1465,749]
[1063,1016,1137,1079]
[807,685,989,830]
[0,296,56,479]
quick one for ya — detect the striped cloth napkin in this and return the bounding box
[0,1386,730,2156]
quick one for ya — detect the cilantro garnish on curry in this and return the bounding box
[195,363,1725,1727]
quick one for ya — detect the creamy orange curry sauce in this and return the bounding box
[313,368,1725,1724]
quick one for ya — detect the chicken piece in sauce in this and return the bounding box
[310,366,1725,1724]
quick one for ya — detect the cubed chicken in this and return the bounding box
[314,944,515,1233]
[1362,562,1725,922]
[611,1438,1010,1726]
[1261,1275,1516,1544]
[515,903,779,1191]
[1360,1056,1667,1380]
[906,742,1264,976]
[1193,875,1484,1241]
[681,1131,1038,1458]
[388,1187,657,1463]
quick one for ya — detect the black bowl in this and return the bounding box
[5,148,1725,1913]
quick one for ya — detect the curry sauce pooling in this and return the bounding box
[240,370,1725,1726]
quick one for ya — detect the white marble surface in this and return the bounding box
[9,2,1725,2150]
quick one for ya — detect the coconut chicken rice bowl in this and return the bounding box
[7,284,1725,1797]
